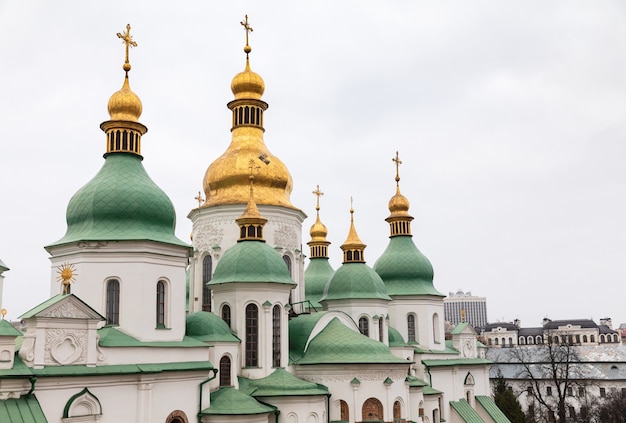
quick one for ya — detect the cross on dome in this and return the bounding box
[116,24,137,73]
[240,15,254,57]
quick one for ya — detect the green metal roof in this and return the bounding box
[0,320,22,337]
[185,312,240,343]
[242,368,329,397]
[201,387,276,415]
[475,396,511,423]
[423,385,443,395]
[48,153,188,249]
[209,241,296,286]
[0,259,9,273]
[405,375,429,388]
[289,312,328,363]
[97,326,208,347]
[451,322,471,335]
[0,395,47,423]
[422,358,492,367]
[304,257,334,308]
[388,326,406,347]
[373,236,443,297]
[450,399,485,423]
[19,294,104,320]
[321,263,391,302]
[295,318,407,365]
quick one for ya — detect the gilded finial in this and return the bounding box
[194,191,204,208]
[392,151,402,186]
[56,263,77,295]
[0,309,6,320]
[240,15,253,57]
[350,196,354,216]
[312,185,324,212]
[116,24,137,74]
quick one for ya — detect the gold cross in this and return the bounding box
[312,185,324,211]
[240,15,253,48]
[248,159,260,177]
[392,151,402,184]
[194,191,204,208]
[116,24,137,72]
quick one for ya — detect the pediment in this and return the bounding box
[21,294,104,321]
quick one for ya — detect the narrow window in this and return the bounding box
[219,356,231,386]
[106,279,120,325]
[244,106,250,123]
[378,317,383,342]
[433,313,441,343]
[272,305,281,367]
[407,314,416,342]
[245,304,258,367]
[393,401,401,420]
[340,400,349,421]
[282,255,292,276]
[156,280,166,327]
[359,317,369,336]
[202,256,212,312]
[546,386,552,396]
[122,130,128,150]
[600,387,606,398]
[221,304,231,328]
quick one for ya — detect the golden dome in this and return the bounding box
[107,75,142,122]
[341,204,366,251]
[231,59,265,100]
[310,214,328,242]
[388,186,411,217]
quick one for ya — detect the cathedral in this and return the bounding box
[0,20,510,423]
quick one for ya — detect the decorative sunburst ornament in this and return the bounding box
[56,263,77,294]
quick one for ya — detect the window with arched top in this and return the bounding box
[393,401,401,420]
[165,410,189,423]
[106,279,120,325]
[246,304,258,367]
[433,313,441,343]
[156,280,166,328]
[340,400,349,421]
[362,398,383,422]
[221,304,231,328]
[359,317,369,337]
[219,356,231,386]
[202,256,212,312]
[282,255,292,275]
[378,317,383,342]
[272,305,281,367]
[407,314,416,342]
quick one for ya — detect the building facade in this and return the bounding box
[444,290,488,329]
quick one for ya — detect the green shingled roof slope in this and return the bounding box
[0,319,22,337]
[321,263,391,302]
[243,367,329,397]
[451,322,471,335]
[450,399,485,422]
[374,236,443,297]
[19,294,104,320]
[209,241,296,285]
[422,358,492,367]
[98,326,207,347]
[304,258,334,308]
[475,396,511,423]
[0,395,47,423]
[201,387,276,415]
[388,326,406,347]
[295,318,406,365]
[48,153,188,248]
[289,312,328,363]
[186,312,240,343]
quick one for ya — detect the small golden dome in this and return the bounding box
[107,76,142,122]
[388,186,411,217]
[310,214,328,242]
[231,59,265,100]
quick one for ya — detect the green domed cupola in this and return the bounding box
[48,25,186,249]
[373,152,443,297]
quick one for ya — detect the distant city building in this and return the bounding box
[444,289,488,328]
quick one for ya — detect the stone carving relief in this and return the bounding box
[39,301,91,319]
[193,220,226,253]
[273,223,298,252]
[18,337,35,366]
[45,329,87,365]
[301,370,407,383]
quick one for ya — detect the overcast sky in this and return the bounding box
[1,2,626,328]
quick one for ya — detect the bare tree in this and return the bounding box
[507,331,587,422]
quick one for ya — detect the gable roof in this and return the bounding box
[19,294,104,320]
[0,395,47,423]
[201,387,276,415]
[240,368,328,397]
[450,399,485,422]
[476,395,512,423]
[0,319,22,337]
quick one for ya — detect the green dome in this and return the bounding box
[210,241,296,285]
[49,154,187,248]
[295,318,407,364]
[374,236,443,297]
[242,368,328,397]
[388,326,406,347]
[185,311,240,342]
[321,262,390,302]
[304,258,334,308]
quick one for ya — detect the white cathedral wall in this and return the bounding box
[322,299,390,344]
[47,242,189,343]
[188,204,306,313]
[208,342,240,390]
[387,297,446,351]
[35,372,203,423]
[426,365,491,418]
[100,346,210,366]
[255,395,327,423]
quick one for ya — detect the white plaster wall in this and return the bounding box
[322,299,390,344]
[387,297,446,351]
[256,395,326,423]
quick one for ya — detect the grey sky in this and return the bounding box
[1,1,626,327]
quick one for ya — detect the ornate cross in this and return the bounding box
[312,185,324,211]
[194,191,204,208]
[392,151,402,184]
[116,24,137,71]
[240,15,253,48]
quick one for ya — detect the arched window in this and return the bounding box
[590,335,595,343]
[282,255,292,275]
[272,305,281,367]
[433,313,441,343]
[202,256,212,312]
[378,317,383,342]
[508,337,513,347]
[245,304,258,367]
[583,335,588,343]
[393,401,401,420]
[106,279,120,325]
[362,398,383,422]
[519,337,525,345]
[407,314,416,342]
[359,317,369,336]
[340,400,349,421]
[156,280,166,328]
[165,410,189,423]
[221,304,231,328]
[219,356,231,386]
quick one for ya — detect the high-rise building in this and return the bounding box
[444,290,489,329]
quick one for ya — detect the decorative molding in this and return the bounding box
[301,370,406,383]
[273,223,298,251]
[45,329,87,365]
[77,241,108,249]
[63,388,102,419]
[40,301,92,319]
[18,337,35,366]
[193,221,225,253]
